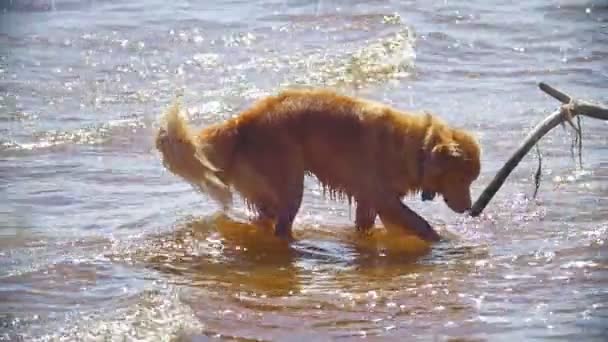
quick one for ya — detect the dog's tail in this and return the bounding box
[156,100,232,209]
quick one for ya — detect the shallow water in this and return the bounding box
[1,0,607,340]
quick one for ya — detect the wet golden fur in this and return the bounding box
[156,89,481,242]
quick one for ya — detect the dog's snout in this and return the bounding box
[444,197,471,214]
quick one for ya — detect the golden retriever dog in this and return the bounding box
[156,89,481,242]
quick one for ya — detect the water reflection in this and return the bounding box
[131,215,484,340]
[124,213,490,301]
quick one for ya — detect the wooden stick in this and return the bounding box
[469,82,608,217]
[539,82,608,120]
[539,82,570,104]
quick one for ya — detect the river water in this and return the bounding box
[1,0,607,340]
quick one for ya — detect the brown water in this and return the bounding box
[1,0,607,340]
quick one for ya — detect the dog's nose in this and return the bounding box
[421,190,436,201]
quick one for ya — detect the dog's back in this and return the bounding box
[214,89,430,199]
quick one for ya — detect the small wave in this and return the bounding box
[552,169,593,184]
[285,28,416,89]
[0,110,39,122]
[29,287,204,342]
[0,116,148,154]
[0,0,90,12]
[560,260,599,269]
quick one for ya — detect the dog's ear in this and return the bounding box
[432,143,463,159]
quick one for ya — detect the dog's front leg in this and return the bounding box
[274,200,300,241]
[378,198,441,242]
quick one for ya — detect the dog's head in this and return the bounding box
[421,127,481,214]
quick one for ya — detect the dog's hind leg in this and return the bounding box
[355,200,376,233]
[230,148,304,240]
[377,197,441,242]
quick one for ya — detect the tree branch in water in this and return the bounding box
[469,82,608,217]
